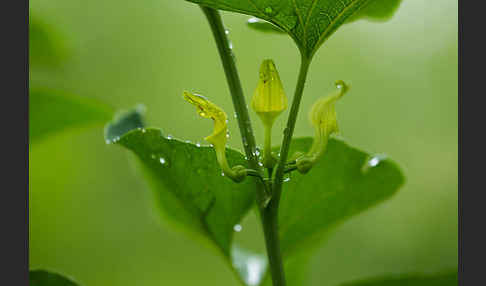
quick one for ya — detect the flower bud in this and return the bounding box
[251,59,288,126]
[251,59,287,168]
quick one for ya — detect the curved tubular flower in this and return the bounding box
[183,91,246,182]
[251,59,288,168]
[296,80,349,173]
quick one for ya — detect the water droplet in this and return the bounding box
[225,29,230,35]
[160,158,167,165]
[283,173,291,182]
[141,128,146,133]
[254,149,261,156]
[258,162,264,167]
[167,134,173,140]
[105,139,111,144]
[196,142,201,147]
[233,224,242,232]
[221,172,225,177]
[185,140,191,144]
[361,154,387,173]
[247,17,259,24]
[264,7,273,14]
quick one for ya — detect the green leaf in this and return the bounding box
[29,89,113,143]
[106,109,262,284]
[346,0,403,23]
[264,137,404,285]
[339,271,457,286]
[29,14,68,68]
[29,270,79,286]
[278,137,404,256]
[186,0,402,58]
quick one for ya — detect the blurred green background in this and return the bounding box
[29,0,458,285]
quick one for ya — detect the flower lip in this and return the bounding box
[183,91,228,146]
[309,80,349,136]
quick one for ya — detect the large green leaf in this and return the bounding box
[29,89,113,143]
[278,137,404,256]
[339,271,457,286]
[106,109,264,284]
[186,0,402,57]
[261,137,404,285]
[29,270,79,286]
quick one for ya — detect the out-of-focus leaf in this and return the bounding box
[185,0,402,58]
[29,14,68,68]
[106,110,262,284]
[29,89,113,143]
[29,270,79,286]
[104,105,145,143]
[339,271,457,286]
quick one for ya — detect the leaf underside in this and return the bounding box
[185,0,402,57]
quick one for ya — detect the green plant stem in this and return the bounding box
[273,56,311,206]
[200,6,286,286]
[263,124,274,168]
[200,7,259,170]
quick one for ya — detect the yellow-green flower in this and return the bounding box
[296,80,349,173]
[251,59,288,126]
[251,59,287,167]
[183,91,246,182]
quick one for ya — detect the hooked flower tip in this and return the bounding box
[309,81,349,137]
[183,91,228,148]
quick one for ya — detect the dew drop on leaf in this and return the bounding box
[159,157,167,165]
[233,224,242,232]
[361,154,387,173]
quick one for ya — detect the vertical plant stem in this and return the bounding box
[273,56,311,206]
[200,6,286,286]
[200,7,259,169]
[263,124,274,167]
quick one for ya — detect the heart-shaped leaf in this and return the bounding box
[185,0,402,58]
[260,137,404,285]
[30,89,113,143]
[278,137,404,256]
[339,271,457,286]
[29,270,79,286]
[106,108,264,284]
